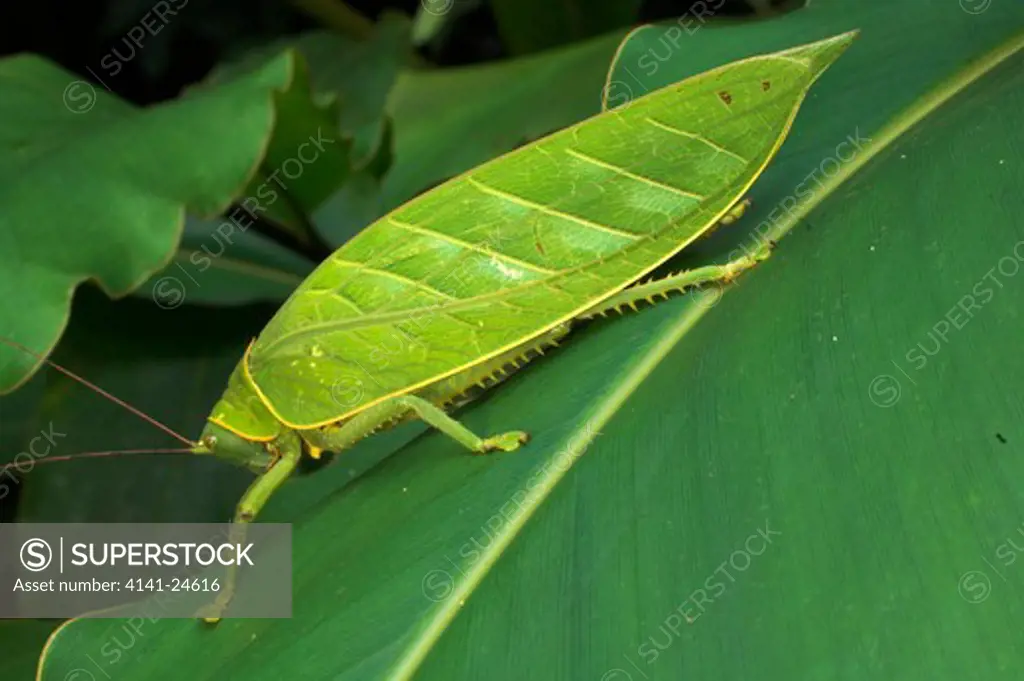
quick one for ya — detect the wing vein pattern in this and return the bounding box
[243,45,842,427]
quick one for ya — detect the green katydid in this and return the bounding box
[2,31,856,621]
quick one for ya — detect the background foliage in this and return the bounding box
[1,0,1023,679]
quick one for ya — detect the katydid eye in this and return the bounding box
[203,435,218,448]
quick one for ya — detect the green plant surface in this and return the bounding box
[0,52,296,392]
[9,1,1024,680]
[416,6,1024,681]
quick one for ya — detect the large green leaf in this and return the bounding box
[0,52,296,392]
[26,3,1024,681]
[418,7,1024,681]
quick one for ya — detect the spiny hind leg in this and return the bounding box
[578,240,772,320]
[304,395,528,456]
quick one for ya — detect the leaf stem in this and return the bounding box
[243,206,335,263]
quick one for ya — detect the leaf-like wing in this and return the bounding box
[248,32,857,428]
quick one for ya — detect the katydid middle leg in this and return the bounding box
[717,197,751,227]
[698,196,752,239]
[302,394,529,457]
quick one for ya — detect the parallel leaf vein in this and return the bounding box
[306,289,365,314]
[388,218,559,275]
[332,257,457,300]
[643,117,750,164]
[773,54,812,68]
[563,148,705,200]
[465,176,645,240]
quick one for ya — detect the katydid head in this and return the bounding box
[194,422,275,474]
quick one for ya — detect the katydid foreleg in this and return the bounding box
[198,432,302,624]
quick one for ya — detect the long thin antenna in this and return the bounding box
[1,448,195,477]
[0,336,196,447]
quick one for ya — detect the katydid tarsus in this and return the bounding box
[0,32,856,621]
